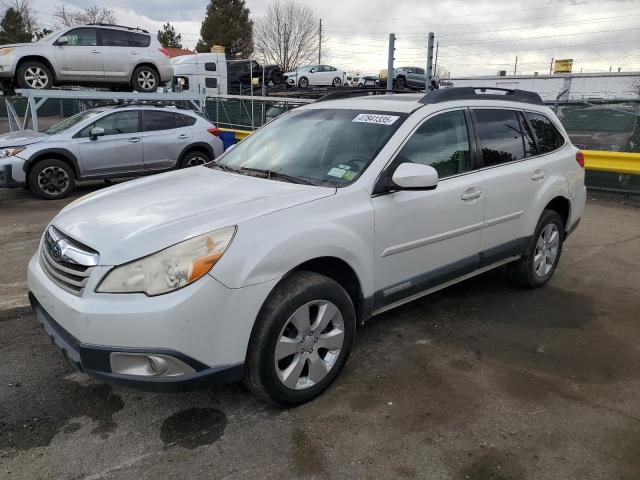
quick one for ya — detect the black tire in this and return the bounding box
[298,76,309,88]
[16,61,53,90]
[395,77,406,90]
[28,159,75,200]
[332,77,342,87]
[507,209,564,288]
[179,150,211,168]
[270,71,284,86]
[244,271,356,407]
[131,65,160,93]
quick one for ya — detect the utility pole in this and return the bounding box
[513,55,518,75]
[433,41,439,77]
[386,33,395,94]
[549,57,554,75]
[426,32,435,90]
[318,19,322,64]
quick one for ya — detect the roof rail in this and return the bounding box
[86,23,149,34]
[419,87,543,105]
[112,100,188,109]
[315,88,415,103]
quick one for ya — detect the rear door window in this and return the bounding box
[526,112,565,154]
[100,29,128,47]
[143,111,180,131]
[473,109,526,166]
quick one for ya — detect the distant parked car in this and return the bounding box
[357,74,378,88]
[378,66,428,90]
[284,64,346,88]
[0,24,173,92]
[0,104,223,199]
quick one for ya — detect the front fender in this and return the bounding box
[210,189,375,297]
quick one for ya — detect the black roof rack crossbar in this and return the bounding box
[111,100,188,109]
[316,88,415,103]
[86,23,149,33]
[419,87,543,105]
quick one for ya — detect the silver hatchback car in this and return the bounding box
[0,104,224,199]
[0,24,173,92]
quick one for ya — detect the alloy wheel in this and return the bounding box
[37,166,69,195]
[137,70,156,91]
[186,156,207,167]
[534,223,560,278]
[274,300,345,390]
[24,67,49,89]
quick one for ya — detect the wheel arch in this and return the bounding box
[131,62,160,81]
[24,149,80,180]
[544,196,571,232]
[16,56,57,82]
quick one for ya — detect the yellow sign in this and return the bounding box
[554,59,573,74]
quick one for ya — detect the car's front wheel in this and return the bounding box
[244,271,356,406]
[16,61,53,90]
[28,159,75,200]
[132,66,160,92]
[298,76,309,88]
[507,209,564,287]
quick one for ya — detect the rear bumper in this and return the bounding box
[29,292,244,392]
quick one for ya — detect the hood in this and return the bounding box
[0,129,49,147]
[52,167,335,265]
[0,43,35,48]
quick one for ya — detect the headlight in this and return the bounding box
[0,147,24,158]
[97,226,236,296]
[0,48,14,56]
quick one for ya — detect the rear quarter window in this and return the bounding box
[129,32,150,47]
[526,112,565,154]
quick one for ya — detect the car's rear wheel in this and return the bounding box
[332,77,342,87]
[507,209,564,288]
[244,271,356,407]
[132,66,160,93]
[16,61,53,90]
[298,77,309,88]
[180,150,211,168]
[28,159,75,200]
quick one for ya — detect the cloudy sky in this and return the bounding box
[29,0,640,77]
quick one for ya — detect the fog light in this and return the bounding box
[148,355,169,375]
[110,352,196,377]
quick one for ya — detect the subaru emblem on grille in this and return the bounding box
[51,241,63,261]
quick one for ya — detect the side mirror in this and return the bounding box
[90,127,105,140]
[391,163,438,190]
[56,35,69,45]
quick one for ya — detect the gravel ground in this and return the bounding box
[1,186,639,480]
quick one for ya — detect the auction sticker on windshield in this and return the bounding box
[353,113,400,125]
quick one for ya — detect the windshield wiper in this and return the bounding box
[209,162,241,173]
[237,167,317,186]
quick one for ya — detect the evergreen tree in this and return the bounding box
[157,22,182,49]
[196,0,253,58]
[0,8,32,44]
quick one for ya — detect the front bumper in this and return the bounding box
[27,251,279,391]
[30,293,243,392]
[0,162,26,187]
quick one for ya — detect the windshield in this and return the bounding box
[44,110,103,135]
[36,29,64,43]
[212,108,407,186]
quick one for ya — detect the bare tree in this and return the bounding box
[0,0,37,33]
[253,1,319,72]
[52,5,117,28]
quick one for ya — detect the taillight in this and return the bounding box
[207,127,220,137]
[159,48,169,58]
[576,150,585,169]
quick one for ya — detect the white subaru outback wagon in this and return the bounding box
[28,88,586,406]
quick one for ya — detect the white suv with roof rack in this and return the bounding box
[27,87,586,406]
[0,24,173,92]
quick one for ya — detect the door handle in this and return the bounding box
[177,134,188,139]
[90,50,100,54]
[461,189,482,201]
[128,137,141,143]
[531,170,546,181]
[130,51,140,55]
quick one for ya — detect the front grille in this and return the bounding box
[40,227,99,296]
